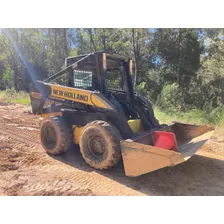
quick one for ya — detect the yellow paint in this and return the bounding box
[103,53,107,72]
[129,60,133,75]
[91,94,112,109]
[48,83,112,109]
[72,125,83,144]
[128,119,143,133]
[41,112,62,118]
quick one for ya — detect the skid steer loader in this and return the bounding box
[30,52,214,177]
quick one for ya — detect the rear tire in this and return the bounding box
[40,116,73,155]
[80,120,122,170]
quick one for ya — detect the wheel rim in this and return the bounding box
[86,135,107,161]
[42,124,57,150]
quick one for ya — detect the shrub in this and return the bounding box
[156,83,184,113]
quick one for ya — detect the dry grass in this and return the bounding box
[0,89,30,105]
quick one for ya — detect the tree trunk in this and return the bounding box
[89,29,97,52]
[63,28,68,56]
[132,28,139,85]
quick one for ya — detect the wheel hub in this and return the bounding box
[44,126,56,149]
[88,136,106,157]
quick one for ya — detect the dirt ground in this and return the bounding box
[0,101,224,196]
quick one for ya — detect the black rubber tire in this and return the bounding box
[80,120,122,170]
[40,116,73,155]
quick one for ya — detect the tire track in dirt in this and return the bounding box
[0,105,144,195]
[0,120,143,195]
[0,129,40,147]
[38,165,144,196]
[0,161,143,196]
[1,102,224,196]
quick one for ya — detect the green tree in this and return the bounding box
[154,28,202,88]
[197,29,224,108]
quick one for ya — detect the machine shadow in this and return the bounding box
[50,144,224,196]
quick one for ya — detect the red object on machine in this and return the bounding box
[154,131,178,151]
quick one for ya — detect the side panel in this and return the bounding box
[48,83,115,110]
[72,125,83,144]
[30,81,134,139]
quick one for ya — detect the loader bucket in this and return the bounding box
[120,122,215,177]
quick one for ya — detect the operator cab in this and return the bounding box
[65,52,136,121]
[65,52,134,100]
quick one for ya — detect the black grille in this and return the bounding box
[106,70,123,91]
[73,70,93,89]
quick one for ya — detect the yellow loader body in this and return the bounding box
[31,52,215,177]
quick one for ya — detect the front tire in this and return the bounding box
[80,120,122,170]
[40,116,73,155]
